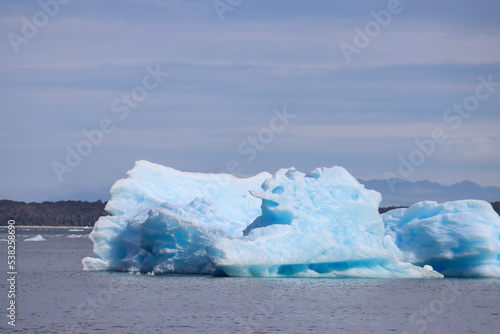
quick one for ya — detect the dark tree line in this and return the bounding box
[378,206,407,214]
[0,200,498,227]
[492,202,500,216]
[379,202,500,216]
[0,200,108,227]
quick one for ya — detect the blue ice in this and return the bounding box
[83,161,500,278]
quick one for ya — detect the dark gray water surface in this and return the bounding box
[1,228,499,334]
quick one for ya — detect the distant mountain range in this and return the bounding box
[359,178,500,207]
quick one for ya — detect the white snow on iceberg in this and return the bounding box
[206,167,441,278]
[383,200,500,277]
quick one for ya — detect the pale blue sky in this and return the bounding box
[1,0,499,202]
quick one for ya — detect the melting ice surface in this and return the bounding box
[83,161,500,278]
[207,167,439,278]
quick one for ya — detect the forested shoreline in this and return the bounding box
[0,200,499,227]
[0,200,108,227]
[379,202,500,215]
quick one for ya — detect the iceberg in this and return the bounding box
[83,160,500,278]
[383,200,500,277]
[206,167,441,278]
[83,161,442,278]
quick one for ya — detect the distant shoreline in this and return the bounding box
[0,226,92,229]
[0,200,106,227]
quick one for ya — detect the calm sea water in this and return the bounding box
[1,227,499,334]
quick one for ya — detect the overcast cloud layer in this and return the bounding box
[1,0,499,202]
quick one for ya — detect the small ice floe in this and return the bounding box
[67,234,88,239]
[24,235,46,241]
